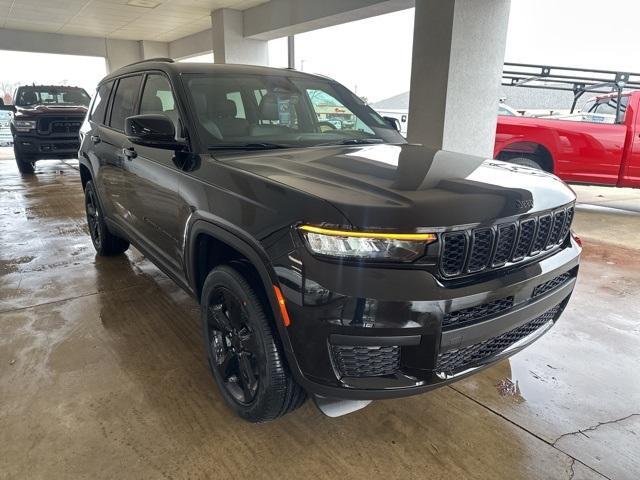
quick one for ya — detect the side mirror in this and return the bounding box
[383,116,401,132]
[125,114,183,150]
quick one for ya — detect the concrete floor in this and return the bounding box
[0,150,638,480]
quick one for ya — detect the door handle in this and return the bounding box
[122,147,137,160]
[90,135,101,144]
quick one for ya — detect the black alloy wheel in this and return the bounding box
[201,265,306,422]
[83,180,129,256]
[85,185,102,250]
[206,286,260,404]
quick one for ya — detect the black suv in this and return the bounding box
[1,85,90,173]
[78,58,581,422]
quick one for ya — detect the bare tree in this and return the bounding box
[0,80,20,103]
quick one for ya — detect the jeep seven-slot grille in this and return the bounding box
[331,345,400,377]
[436,304,561,375]
[439,206,574,278]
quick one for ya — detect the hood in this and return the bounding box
[15,104,88,116]
[219,144,576,230]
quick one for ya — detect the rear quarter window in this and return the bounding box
[90,81,114,125]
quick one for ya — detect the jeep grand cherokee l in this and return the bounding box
[78,58,581,422]
[0,85,90,173]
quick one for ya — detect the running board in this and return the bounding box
[312,395,372,417]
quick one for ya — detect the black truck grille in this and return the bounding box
[331,345,400,377]
[439,205,574,278]
[37,116,83,135]
[436,304,560,375]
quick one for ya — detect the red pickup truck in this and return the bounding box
[494,91,640,188]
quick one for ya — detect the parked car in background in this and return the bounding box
[0,110,12,146]
[0,85,90,173]
[78,59,580,422]
[495,91,640,188]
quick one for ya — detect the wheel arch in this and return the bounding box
[497,141,555,173]
[79,163,92,190]
[186,219,283,321]
[186,218,307,392]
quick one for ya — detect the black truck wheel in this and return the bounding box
[201,265,306,422]
[84,180,129,256]
[14,144,35,174]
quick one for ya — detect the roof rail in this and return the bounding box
[502,62,640,115]
[124,57,175,68]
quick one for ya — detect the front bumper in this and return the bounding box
[275,236,581,400]
[13,133,80,159]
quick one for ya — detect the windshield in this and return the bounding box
[15,86,91,107]
[183,73,405,149]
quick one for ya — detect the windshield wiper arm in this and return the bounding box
[316,138,384,146]
[208,142,289,151]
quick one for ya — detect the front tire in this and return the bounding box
[201,265,306,422]
[84,180,129,256]
[14,144,35,174]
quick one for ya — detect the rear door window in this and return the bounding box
[109,75,142,131]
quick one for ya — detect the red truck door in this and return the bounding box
[619,93,640,187]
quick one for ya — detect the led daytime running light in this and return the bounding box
[299,225,436,242]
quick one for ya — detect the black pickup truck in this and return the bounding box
[0,85,90,173]
[78,59,581,422]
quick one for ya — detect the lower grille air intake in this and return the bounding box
[331,345,400,377]
[436,304,560,375]
[532,272,572,298]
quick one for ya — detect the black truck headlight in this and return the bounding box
[299,225,437,262]
[15,120,36,132]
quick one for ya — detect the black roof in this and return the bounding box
[103,58,328,84]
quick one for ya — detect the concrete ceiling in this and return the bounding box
[0,0,268,42]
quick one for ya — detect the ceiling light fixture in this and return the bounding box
[127,0,161,8]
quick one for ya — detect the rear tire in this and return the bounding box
[505,155,543,170]
[201,265,306,422]
[14,144,35,174]
[84,180,129,256]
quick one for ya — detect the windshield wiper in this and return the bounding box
[208,142,290,151]
[316,138,384,146]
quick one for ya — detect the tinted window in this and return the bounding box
[140,74,175,113]
[90,82,113,124]
[109,75,142,131]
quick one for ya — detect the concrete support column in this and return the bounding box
[140,40,169,59]
[211,8,268,65]
[407,0,511,157]
[105,38,143,73]
[287,36,295,69]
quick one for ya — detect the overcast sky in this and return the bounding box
[1,0,638,100]
[282,0,640,102]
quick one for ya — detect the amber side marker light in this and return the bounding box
[273,285,291,327]
[298,225,437,242]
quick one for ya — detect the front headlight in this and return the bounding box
[15,120,36,132]
[299,225,437,262]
